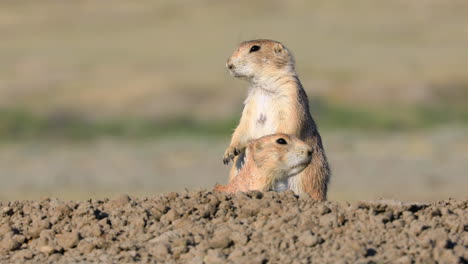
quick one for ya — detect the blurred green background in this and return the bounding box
[1,0,467,201]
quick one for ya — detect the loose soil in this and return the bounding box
[0,191,466,263]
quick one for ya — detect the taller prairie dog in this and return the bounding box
[215,134,313,193]
[223,39,330,200]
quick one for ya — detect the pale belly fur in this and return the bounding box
[245,91,298,192]
[248,92,278,138]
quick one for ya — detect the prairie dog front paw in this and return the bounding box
[223,145,244,165]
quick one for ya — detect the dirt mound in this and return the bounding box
[0,191,466,263]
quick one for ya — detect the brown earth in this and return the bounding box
[0,191,466,263]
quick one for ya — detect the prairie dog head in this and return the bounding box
[226,39,295,81]
[248,133,313,186]
[214,133,313,193]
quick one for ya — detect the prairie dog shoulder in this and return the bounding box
[215,134,312,193]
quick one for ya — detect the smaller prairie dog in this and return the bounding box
[215,134,313,193]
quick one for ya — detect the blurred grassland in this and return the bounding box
[1,1,468,201]
[1,100,468,141]
[1,0,468,140]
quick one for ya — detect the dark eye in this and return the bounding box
[276,138,287,145]
[249,45,261,53]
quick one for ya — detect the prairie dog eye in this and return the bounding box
[249,45,261,53]
[276,138,287,145]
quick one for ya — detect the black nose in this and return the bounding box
[227,63,234,70]
[307,151,313,156]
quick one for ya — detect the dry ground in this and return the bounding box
[0,192,466,263]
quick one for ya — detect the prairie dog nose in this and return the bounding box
[302,147,313,157]
[226,57,235,70]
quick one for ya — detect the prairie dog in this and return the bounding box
[223,39,330,200]
[215,134,312,193]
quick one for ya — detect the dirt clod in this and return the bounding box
[56,231,80,249]
[298,231,320,247]
[0,192,466,263]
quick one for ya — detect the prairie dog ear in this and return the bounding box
[273,43,284,55]
[252,140,264,152]
[248,140,263,164]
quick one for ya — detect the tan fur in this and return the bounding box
[223,39,331,200]
[215,134,312,193]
